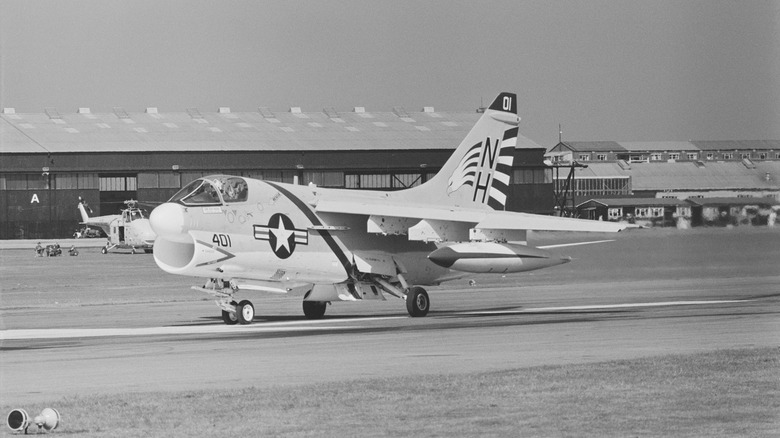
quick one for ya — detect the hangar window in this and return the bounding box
[360,174,392,189]
[78,174,98,189]
[139,172,181,189]
[596,154,607,161]
[393,173,422,188]
[513,169,548,185]
[55,174,78,189]
[303,171,344,188]
[100,176,136,192]
[608,208,622,219]
[668,153,680,161]
[650,153,662,161]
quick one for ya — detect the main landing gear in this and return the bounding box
[303,301,328,319]
[405,286,430,317]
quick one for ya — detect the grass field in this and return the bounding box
[4,347,777,437]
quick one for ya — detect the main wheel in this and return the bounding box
[222,309,238,325]
[237,300,254,325]
[406,286,430,317]
[101,247,107,254]
[302,301,327,319]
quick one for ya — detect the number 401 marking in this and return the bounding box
[212,233,232,247]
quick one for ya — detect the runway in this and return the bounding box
[1,227,779,405]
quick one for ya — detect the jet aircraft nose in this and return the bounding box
[150,202,186,237]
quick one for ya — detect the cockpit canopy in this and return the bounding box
[123,209,145,222]
[169,176,248,206]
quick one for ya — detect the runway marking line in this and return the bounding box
[0,316,406,341]
[1,300,752,341]
[459,299,752,315]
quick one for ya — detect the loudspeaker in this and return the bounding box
[34,408,60,431]
[6,409,29,432]
[6,407,60,433]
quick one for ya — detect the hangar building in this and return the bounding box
[547,141,780,226]
[547,141,780,207]
[1,105,551,239]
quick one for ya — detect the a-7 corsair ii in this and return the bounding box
[149,93,628,324]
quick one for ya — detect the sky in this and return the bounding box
[1,0,778,146]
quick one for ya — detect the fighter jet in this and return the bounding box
[149,93,628,324]
[78,198,156,254]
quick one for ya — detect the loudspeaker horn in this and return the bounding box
[34,407,60,431]
[6,409,29,432]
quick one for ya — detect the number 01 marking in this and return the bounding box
[502,96,512,111]
[212,233,232,247]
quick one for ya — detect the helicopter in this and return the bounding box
[78,198,156,254]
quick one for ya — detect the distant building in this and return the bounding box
[547,141,780,208]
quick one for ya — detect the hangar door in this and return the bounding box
[99,174,137,215]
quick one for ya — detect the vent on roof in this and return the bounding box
[186,108,203,119]
[218,107,230,114]
[113,107,130,119]
[323,107,339,118]
[258,107,275,118]
[694,160,706,168]
[290,107,302,114]
[353,107,365,113]
[742,158,756,169]
[146,107,158,114]
[78,108,91,114]
[45,107,62,119]
[3,108,15,114]
[423,106,434,113]
[617,160,631,170]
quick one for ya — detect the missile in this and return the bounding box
[428,242,571,274]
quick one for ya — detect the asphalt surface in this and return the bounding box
[1,227,779,405]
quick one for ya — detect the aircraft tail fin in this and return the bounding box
[78,198,91,222]
[405,92,520,210]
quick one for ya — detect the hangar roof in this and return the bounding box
[0,108,543,154]
[686,197,779,207]
[574,161,780,190]
[576,198,691,208]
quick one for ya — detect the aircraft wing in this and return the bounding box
[314,199,629,234]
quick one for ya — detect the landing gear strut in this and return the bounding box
[222,301,238,325]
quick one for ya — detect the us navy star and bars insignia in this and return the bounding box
[253,213,308,259]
